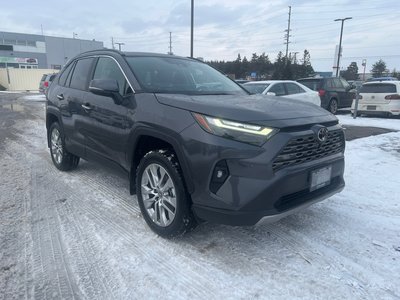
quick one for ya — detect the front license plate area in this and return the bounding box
[310,166,332,192]
[367,105,376,110]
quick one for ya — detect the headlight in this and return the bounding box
[192,113,278,146]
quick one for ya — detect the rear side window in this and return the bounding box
[340,78,350,89]
[332,78,343,88]
[243,83,269,94]
[40,74,47,81]
[58,63,74,87]
[269,83,286,96]
[285,83,305,95]
[69,58,94,90]
[361,84,397,93]
[297,80,320,91]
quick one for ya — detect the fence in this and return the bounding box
[0,68,58,91]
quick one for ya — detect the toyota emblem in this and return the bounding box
[317,127,329,142]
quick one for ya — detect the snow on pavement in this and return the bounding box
[338,114,400,131]
[1,100,399,299]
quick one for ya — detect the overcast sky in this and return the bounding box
[1,0,399,72]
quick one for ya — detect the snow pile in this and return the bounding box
[338,114,400,131]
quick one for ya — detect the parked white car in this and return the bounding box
[351,81,400,117]
[243,80,321,106]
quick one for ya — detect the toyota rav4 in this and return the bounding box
[46,50,345,238]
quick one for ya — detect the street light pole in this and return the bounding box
[334,17,352,77]
[190,0,194,58]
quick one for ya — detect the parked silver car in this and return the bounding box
[39,73,57,94]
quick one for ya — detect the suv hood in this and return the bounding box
[155,93,336,127]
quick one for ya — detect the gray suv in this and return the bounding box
[297,77,355,114]
[46,50,345,237]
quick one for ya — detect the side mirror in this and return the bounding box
[89,79,122,104]
[266,92,276,96]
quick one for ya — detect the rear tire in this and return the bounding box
[328,99,338,114]
[136,150,197,238]
[49,122,80,171]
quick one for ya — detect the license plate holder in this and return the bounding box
[367,105,376,110]
[310,166,332,192]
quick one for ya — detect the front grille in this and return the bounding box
[272,130,345,171]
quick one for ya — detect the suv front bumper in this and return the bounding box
[192,155,344,226]
[181,123,345,226]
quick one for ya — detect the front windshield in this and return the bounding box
[243,83,270,94]
[126,56,247,95]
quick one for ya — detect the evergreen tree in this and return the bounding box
[392,69,400,80]
[371,59,387,77]
[341,62,359,80]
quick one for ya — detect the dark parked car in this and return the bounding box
[46,50,345,238]
[297,77,355,114]
[39,73,57,94]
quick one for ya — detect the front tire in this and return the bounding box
[136,150,197,238]
[49,122,80,171]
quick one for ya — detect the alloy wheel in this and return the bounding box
[141,163,177,227]
[51,128,63,164]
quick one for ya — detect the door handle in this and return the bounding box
[81,104,92,110]
[57,94,64,100]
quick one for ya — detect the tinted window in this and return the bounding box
[332,78,343,88]
[58,63,74,87]
[326,79,334,88]
[243,83,270,94]
[93,57,129,95]
[285,83,305,95]
[69,58,94,90]
[297,79,321,91]
[361,84,397,93]
[340,78,350,89]
[126,56,246,95]
[268,83,286,96]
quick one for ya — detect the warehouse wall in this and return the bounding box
[0,68,58,91]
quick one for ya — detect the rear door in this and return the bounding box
[83,56,134,166]
[60,57,96,158]
[283,82,305,100]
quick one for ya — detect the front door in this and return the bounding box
[83,56,134,167]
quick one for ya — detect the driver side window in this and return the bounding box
[93,57,132,95]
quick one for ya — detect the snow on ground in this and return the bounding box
[1,99,399,299]
[18,94,46,102]
[338,114,400,131]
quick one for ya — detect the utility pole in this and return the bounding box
[284,6,292,63]
[41,24,44,36]
[115,42,124,51]
[168,32,173,55]
[111,37,115,49]
[190,0,194,57]
[334,17,352,77]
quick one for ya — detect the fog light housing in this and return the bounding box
[210,160,229,193]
